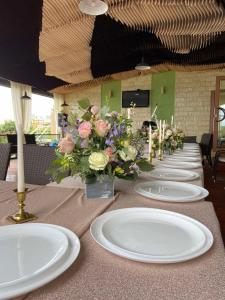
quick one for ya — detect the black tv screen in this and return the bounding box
[122,90,150,108]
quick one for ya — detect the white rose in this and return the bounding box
[118,146,137,161]
[89,152,109,171]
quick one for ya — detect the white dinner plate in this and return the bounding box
[173,152,200,157]
[0,224,80,300]
[90,208,213,263]
[147,168,200,181]
[160,161,202,169]
[165,156,200,162]
[0,224,68,288]
[134,180,202,202]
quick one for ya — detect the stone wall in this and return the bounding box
[174,71,224,141]
[65,85,101,114]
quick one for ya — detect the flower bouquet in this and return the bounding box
[48,99,152,198]
[174,128,185,149]
[163,125,174,154]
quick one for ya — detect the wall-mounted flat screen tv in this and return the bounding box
[122,90,150,108]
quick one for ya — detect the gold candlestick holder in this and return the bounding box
[158,142,163,161]
[149,152,153,164]
[8,189,37,223]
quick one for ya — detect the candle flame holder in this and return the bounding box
[8,189,37,223]
[158,142,164,161]
[149,152,153,164]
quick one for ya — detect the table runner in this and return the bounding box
[0,184,116,237]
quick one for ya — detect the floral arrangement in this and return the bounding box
[174,128,185,149]
[163,124,185,153]
[49,99,152,183]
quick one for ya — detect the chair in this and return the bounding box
[213,149,225,182]
[25,134,36,144]
[23,145,56,185]
[0,144,11,180]
[7,134,17,157]
[141,120,157,130]
[184,136,197,143]
[199,133,213,166]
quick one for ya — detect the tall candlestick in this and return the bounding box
[171,115,174,126]
[17,124,25,193]
[159,120,162,143]
[149,126,152,154]
[127,108,131,119]
[162,120,165,141]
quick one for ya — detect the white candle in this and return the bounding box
[127,108,131,119]
[159,120,162,143]
[171,115,174,126]
[149,126,152,154]
[17,124,25,192]
[162,120,165,140]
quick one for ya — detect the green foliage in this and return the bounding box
[0,120,16,133]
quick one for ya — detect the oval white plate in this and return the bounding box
[173,152,200,157]
[91,208,213,263]
[165,156,200,162]
[160,161,202,169]
[134,181,202,201]
[0,224,68,288]
[147,168,200,181]
[0,224,80,300]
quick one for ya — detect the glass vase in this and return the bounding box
[85,175,114,199]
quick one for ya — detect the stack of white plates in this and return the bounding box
[160,161,202,169]
[91,208,213,263]
[147,168,200,181]
[0,223,80,300]
[134,180,208,202]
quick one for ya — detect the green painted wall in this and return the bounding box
[151,71,175,122]
[101,80,121,112]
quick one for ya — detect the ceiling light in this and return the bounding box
[78,0,108,16]
[61,100,69,107]
[21,91,31,100]
[135,57,151,71]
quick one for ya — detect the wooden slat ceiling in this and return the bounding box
[40,0,225,93]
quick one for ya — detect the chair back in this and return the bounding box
[184,136,197,143]
[0,144,11,180]
[23,145,56,185]
[200,133,213,156]
[25,134,36,144]
[200,133,213,147]
[7,134,17,155]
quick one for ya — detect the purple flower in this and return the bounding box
[106,138,114,146]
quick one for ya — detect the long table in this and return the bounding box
[1,154,225,300]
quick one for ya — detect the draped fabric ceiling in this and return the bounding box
[1,0,225,92]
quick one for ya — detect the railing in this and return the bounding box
[0,134,60,145]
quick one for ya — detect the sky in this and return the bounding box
[0,86,53,124]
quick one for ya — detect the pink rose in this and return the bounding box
[78,121,92,138]
[104,147,113,159]
[95,120,110,137]
[90,105,99,115]
[58,135,75,154]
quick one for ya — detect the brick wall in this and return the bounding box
[175,71,224,142]
[65,86,101,114]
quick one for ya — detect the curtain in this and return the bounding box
[10,81,32,133]
[53,93,64,133]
